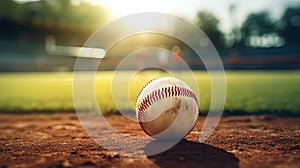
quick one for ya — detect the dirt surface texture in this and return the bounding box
[0,113,299,168]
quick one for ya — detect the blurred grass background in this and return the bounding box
[0,70,299,115]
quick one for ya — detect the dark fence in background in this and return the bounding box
[0,40,299,71]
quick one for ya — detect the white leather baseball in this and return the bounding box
[136,77,199,140]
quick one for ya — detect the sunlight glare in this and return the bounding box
[100,0,162,17]
[121,14,176,33]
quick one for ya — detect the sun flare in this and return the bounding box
[96,0,162,17]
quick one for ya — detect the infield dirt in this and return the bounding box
[0,113,299,168]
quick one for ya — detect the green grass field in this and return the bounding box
[0,71,299,115]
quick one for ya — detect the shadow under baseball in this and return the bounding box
[146,139,239,168]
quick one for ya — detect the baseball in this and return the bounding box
[136,77,199,140]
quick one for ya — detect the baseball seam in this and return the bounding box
[135,78,159,104]
[137,85,199,123]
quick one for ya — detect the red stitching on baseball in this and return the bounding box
[150,92,154,104]
[158,88,161,99]
[136,77,160,105]
[137,86,199,123]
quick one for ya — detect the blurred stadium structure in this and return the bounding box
[0,0,300,71]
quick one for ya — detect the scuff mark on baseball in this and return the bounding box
[136,77,199,140]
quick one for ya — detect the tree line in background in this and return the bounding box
[0,0,300,50]
[0,0,109,45]
[195,6,300,50]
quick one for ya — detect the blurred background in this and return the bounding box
[0,0,300,71]
[0,0,299,114]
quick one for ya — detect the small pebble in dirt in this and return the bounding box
[70,151,77,155]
